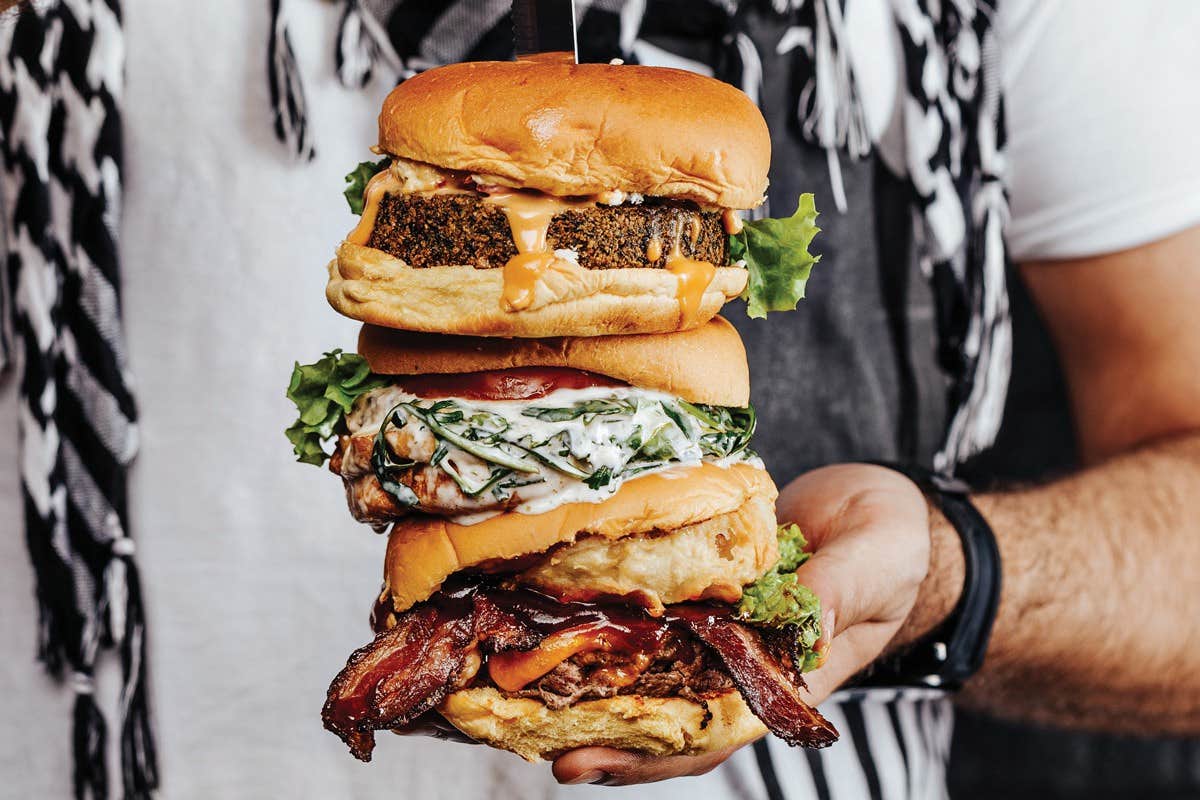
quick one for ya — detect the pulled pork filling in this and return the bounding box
[367,194,730,270]
[495,629,735,710]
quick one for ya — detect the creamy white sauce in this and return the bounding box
[596,190,645,206]
[348,385,756,525]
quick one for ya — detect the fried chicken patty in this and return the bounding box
[366,194,730,270]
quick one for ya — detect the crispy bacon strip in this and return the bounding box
[324,587,838,760]
[670,605,839,748]
[322,603,475,761]
[471,593,543,653]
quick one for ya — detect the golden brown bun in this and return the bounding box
[358,316,750,406]
[439,687,766,762]
[328,243,747,339]
[517,492,778,616]
[380,463,776,613]
[377,60,770,209]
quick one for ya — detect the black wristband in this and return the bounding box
[861,463,1002,691]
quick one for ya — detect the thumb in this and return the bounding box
[552,746,739,786]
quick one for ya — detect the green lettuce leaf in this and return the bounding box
[736,523,823,672]
[730,193,821,319]
[285,350,389,466]
[774,521,812,574]
[344,158,389,215]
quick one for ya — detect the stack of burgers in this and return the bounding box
[286,57,834,763]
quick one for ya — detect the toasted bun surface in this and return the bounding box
[358,316,749,406]
[439,687,766,761]
[328,244,746,339]
[377,60,770,209]
[517,491,778,615]
[381,463,777,613]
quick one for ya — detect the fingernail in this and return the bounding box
[822,607,836,640]
[563,770,609,785]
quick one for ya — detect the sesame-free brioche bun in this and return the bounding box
[379,463,777,614]
[357,315,750,407]
[438,687,767,762]
[377,59,771,209]
[328,243,747,339]
[517,490,779,616]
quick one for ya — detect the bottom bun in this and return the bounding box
[438,686,767,762]
[329,242,748,337]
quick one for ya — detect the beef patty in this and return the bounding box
[485,629,735,711]
[366,194,730,270]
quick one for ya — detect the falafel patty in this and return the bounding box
[366,194,730,270]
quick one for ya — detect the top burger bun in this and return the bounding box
[357,316,751,407]
[376,58,771,209]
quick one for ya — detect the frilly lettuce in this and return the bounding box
[344,159,389,215]
[731,193,821,319]
[285,350,388,466]
[736,523,823,672]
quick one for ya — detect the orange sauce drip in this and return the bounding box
[346,169,400,246]
[646,237,663,264]
[722,208,744,235]
[502,252,563,311]
[666,218,716,328]
[485,190,594,311]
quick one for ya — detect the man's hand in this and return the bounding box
[552,464,934,785]
[556,218,1200,788]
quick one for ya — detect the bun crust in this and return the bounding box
[358,316,750,406]
[328,243,746,339]
[378,60,770,209]
[380,463,777,613]
[517,491,778,615]
[439,687,767,761]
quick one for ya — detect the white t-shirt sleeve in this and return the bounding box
[998,0,1200,262]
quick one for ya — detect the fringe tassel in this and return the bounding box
[72,681,108,800]
[732,31,763,107]
[117,553,160,800]
[935,185,1010,469]
[779,0,870,213]
[267,0,315,160]
[934,14,1012,470]
[336,0,377,88]
[0,256,9,370]
[24,507,73,678]
[335,0,402,89]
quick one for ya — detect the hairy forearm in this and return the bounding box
[898,434,1200,734]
